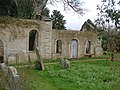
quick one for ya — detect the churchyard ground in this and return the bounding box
[18,60,120,90]
[0,54,120,90]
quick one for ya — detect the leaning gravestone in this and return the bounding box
[35,47,44,70]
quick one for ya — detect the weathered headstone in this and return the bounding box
[0,63,9,90]
[59,58,64,67]
[8,66,20,90]
[28,54,31,62]
[0,64,20,90]
[0,63,8,73]
[64,59,70,69]
[16,52,26,63]
[35,47,44,70]
[8,55,16,64]
[59,58,70,69]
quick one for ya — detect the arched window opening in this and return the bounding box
[56,40,62,54]
[0,40,4,63]
[29,30,39,51]
[86,41,91,54]
[71,39,78,58]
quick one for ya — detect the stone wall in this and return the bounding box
[0,16,102,64]
[52,29,100,59]
[0,17,52,64]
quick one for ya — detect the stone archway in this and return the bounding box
[71,39,78,58]
[29,29,39,51]
[0,40,4,63]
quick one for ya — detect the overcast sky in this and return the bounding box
[47,0,119,30]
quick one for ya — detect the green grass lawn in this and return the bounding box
[1,60,120,90]
[0,70,5,90]
[0,86,4,90]
[16,60,120,90]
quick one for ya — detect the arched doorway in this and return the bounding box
[0,40,4,63]
[29,30,39,51]
[86,41,91,54]
[71,39,78,58]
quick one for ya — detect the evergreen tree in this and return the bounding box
[51,10,66,30]
[41,7,50,18]
[0,0,17,17]
[17,0,34,19]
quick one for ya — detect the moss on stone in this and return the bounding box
[0,16,43,40]
[0,16,40,26]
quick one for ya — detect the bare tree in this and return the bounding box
[33,0,85,19]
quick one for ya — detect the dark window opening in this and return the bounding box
[56,40,62,54]
[0,40,4,63]
[86,41,91,54]
[29,30,39,51]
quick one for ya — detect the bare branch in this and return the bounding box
[47,0,86,15]
[32,0,86,19]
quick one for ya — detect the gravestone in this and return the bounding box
[16,52,26,63]
[0,64,20,90]
[0,63,8,73]
[35,47,44,70]
[0,63,9,89]
[59,58,64,67]
[59,58,70,69]
[28,54,31,62]
[64,59,70,69]
[8,66,20,90]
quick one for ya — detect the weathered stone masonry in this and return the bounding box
[0,17,102,64]
[52,30,101,59]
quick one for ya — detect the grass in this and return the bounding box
[17,60,120,90]
[0,84,3,89]
[0,70,5,90]
[1,59,120,90]
[18,68,58,90]
[0,86,4,90]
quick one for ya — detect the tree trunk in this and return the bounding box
[33,0,48,19]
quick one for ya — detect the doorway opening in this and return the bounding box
[71,39,78,58]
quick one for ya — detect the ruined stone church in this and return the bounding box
[0,16,102,64]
